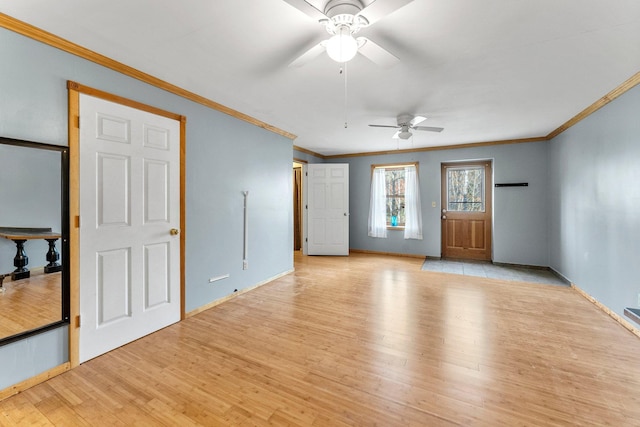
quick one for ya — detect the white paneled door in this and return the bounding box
[79,94,181,363]
[307,164,349,255]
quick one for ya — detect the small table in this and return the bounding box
[0,227,62,280]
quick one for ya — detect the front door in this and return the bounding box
[441,161,492,261]
[307,164,349,256]
[79,93,181,363]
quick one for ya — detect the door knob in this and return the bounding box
[170,228,180,236]
[442,215,447,220]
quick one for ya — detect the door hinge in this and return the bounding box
[75,215,80,228]
[75,315,81,328]
[305,205,308,209]
[305,238,308,242]
[305,172,308,176]
[76,115,80,129]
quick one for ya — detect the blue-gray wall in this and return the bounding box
[0,27,293,389]
[548,83,640,320]
[329,141,550,266]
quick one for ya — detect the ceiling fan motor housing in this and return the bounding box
[397,114,414,126]
[322,0,369,35]
[324,0,363,18]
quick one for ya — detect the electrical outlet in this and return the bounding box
[243,260,248,270]
[432,201,436,208]
[637,292,640,307]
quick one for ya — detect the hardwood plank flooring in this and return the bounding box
[0,272,61,339]
[2,252,640,425]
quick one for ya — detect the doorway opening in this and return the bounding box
[293,161,304,251]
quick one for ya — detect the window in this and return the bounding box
[368,163,422,240]
[385,167,406,227]
[446,165,485,212]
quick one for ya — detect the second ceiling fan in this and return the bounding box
[284,0,414,67]
[369,115,444,139]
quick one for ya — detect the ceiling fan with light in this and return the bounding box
[284,0,414,67]
[369,114,444,139]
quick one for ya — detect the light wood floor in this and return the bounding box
[0,272,61,339]
[2,252,640,426]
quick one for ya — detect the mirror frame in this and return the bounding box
[0,136,70,346]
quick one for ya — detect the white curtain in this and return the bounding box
[404,165,423,240]
[368,168,388,238]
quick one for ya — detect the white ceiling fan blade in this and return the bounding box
[369,124,400,129]
[357,0,414,26]
[357,37,399,67]
[414,126,444,133]
[410,116,427,126]
[281,0,328,21]
[288,42,326,68]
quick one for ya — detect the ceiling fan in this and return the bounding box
[284,0,414,67]
[369,114,444,139]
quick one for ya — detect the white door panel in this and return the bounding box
[307,164,349,256]
[97,153,130,226]
[144,159,170,223]
[96,248,131,325]
[79,94,180,363]
[144,242,170,309]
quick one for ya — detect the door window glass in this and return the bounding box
[446,166,485,212]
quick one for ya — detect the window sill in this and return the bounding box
[387,226,405,230]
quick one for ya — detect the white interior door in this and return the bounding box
[307,164,349,255]
[79,94,181,363]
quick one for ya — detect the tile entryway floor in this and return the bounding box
[421,258,568,286]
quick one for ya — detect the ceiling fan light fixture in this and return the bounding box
[398,130,412,140]
[326,25,358,63]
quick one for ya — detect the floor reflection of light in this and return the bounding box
[443,286,487,373]
[372,270,411,356]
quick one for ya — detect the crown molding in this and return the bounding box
[3,13,637,156]
[0,13,296,141]
[546,71,640,139]
[323,136,549,159]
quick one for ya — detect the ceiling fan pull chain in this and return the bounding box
[344,61,348,128]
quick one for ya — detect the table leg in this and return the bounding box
[11,239,30,280]
[44,238,62,273]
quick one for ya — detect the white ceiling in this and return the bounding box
[1,0,639,156]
